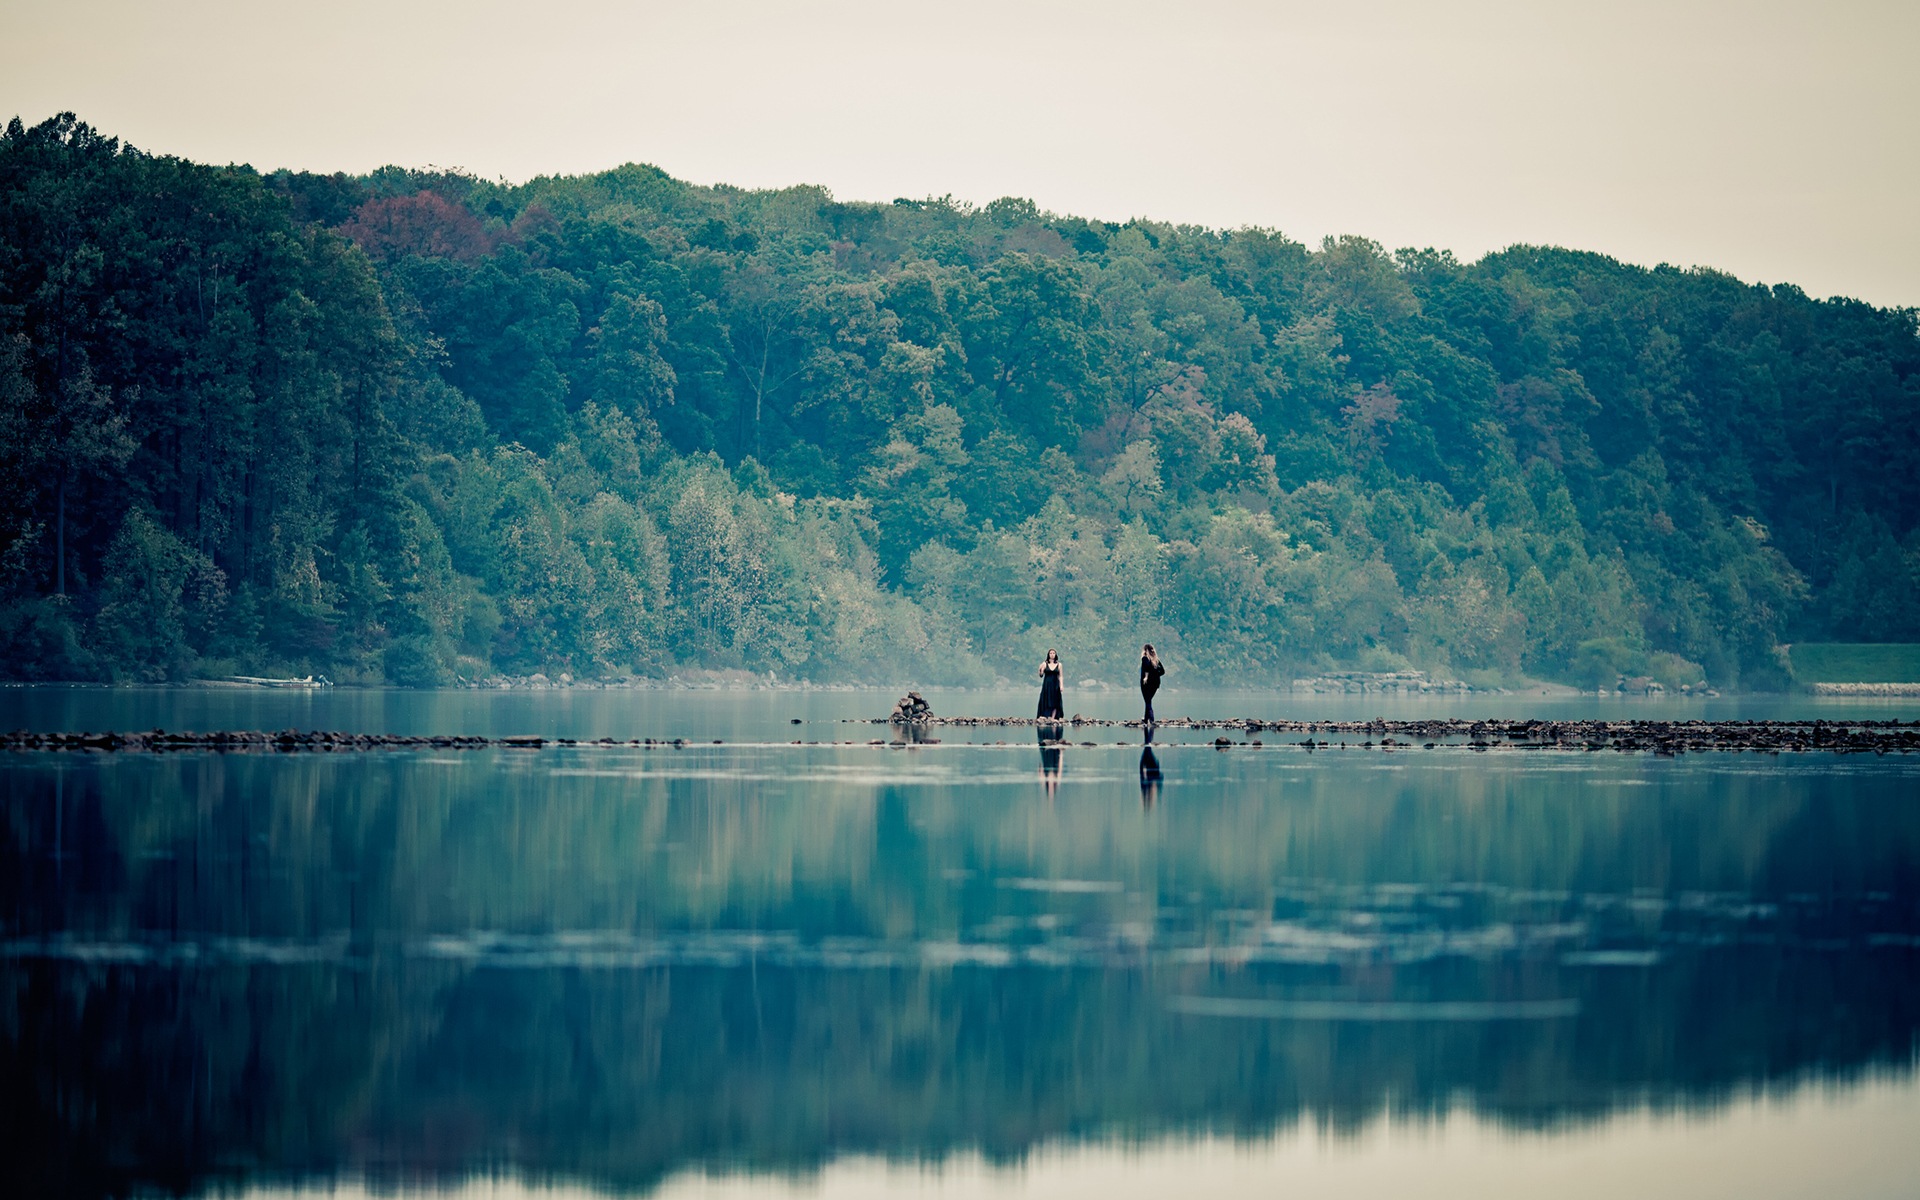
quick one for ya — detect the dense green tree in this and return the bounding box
[2,112,1916,685]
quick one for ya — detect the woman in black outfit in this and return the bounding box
[1139,643,1165,721]
[1036,649,1065,719]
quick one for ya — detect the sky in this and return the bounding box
[4,0,1916,307]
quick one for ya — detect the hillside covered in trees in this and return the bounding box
[1,113,1915,688]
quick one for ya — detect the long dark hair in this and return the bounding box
[1045,648,1059,664]
[1142,643,1159,667]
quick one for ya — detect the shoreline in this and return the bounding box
[3,718,1915,756]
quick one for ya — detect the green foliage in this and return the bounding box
[3,112,1916,685]
[1787,643,1920,684]
[0,596,92,679]
[92,508,222,680]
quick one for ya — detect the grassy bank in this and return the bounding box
[1788,644,1920,684]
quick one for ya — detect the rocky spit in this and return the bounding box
[853,715,1920,755]
[0,717,1916,755]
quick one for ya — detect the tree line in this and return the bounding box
[2,112,1916,687]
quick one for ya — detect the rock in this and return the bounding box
[888,691,935,722]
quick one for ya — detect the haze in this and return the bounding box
[3,0,1916,307]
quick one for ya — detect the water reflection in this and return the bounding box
[1,743,1917,1199]
[1139,724,1162,808]
[894,721,942,746]
[1037,723,1064,794]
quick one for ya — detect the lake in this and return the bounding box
[3,687,1917,1198]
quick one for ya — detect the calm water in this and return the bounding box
[3,688,1917,1198]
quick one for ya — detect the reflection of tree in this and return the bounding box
[2,752,1917,1197]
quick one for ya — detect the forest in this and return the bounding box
[2,112,1916,688]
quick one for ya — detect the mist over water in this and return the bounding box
[2,689,1917,1197]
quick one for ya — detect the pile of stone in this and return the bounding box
[889,692,935,723]
[1290,671,1475,694]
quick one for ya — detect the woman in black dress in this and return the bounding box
[1036,649,1065,719]
[1139,643,1165,722]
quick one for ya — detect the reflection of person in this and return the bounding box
[1139,644,1165,721]
[1138,724,1162,808]
[1036,649,1065,719]
[1038,723,1064,795]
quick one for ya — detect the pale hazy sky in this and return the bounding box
[4,1,1916,307]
